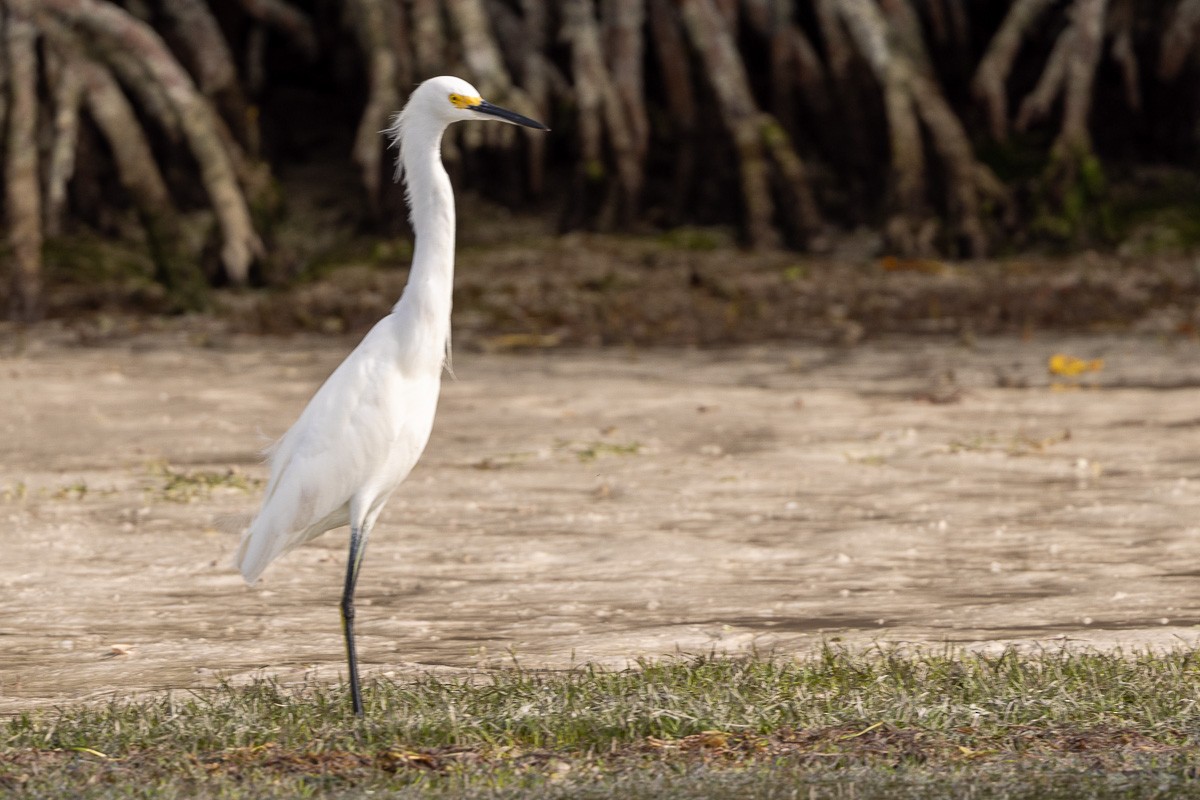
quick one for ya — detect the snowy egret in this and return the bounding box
[234,76,548,717]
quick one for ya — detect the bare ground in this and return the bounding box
[2,330,1200,713]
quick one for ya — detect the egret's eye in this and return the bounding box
[448,92,480,109]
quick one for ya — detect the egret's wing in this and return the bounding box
[236,329,403,582]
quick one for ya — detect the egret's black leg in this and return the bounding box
[341,524,371,717]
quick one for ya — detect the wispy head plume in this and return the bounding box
[385,108,408,184]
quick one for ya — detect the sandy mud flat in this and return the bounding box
[2,332,1199,712]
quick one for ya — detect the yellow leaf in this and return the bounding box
[840,721,884,740]
[67,747,110,759]
[1048,354,1104,377]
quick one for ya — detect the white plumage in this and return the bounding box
[234,318,443,582]
[233,76,547,716]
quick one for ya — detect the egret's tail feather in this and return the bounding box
[234,522,283,585]
[235,501,350,584]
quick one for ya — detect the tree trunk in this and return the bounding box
[44,51,84,238]
[0,5,7,155]
[160,0,239,96]
[909,71,989,255]
[1059,0,1107,155]
[972,0,1056,140]
[759,117,824,243]
[565,0,640,227]
[520,0,549,193]
[484,0,556,194]
[348,0,401,213]
[1008,0,1109,218]
[1015,26,1072,132]
[741,0,797,122]
[1013,0,1109,154]
[568,0,606,220]
[447,0,540,158]
[409,0,445,79]
[446,0,510,98]
[812,0,874,176]
[1107,0,1139,111]
[739,1,826,239]
[783,8,834,123]
[647,0,696,225]
[603,0,649,166]
[4,0,42,320]
[1159,0,1200,79]
[40,0,263,284]
[837,0,927,253]
[236,0,317,57]
[814,0,856,86]
[39,13,208,308]
[159,0,254,150]
[79,61,173,214]
[78,56,208,309]
[679,0,778,248]
[839,0,1003,256]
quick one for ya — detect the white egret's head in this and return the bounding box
[407,75,548,131]
[388,76,547,182]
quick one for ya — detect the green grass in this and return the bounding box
[567,440,642,462]
[5,649,1200,798]
[146,461,264,503]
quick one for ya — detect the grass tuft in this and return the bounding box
[145,461,264,503]
[4,648,1200,798]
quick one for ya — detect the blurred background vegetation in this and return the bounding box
[4,0,1200,323]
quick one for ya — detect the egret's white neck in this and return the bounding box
[392,122,455,365]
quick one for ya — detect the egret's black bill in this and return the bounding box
[473,100,549,131]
